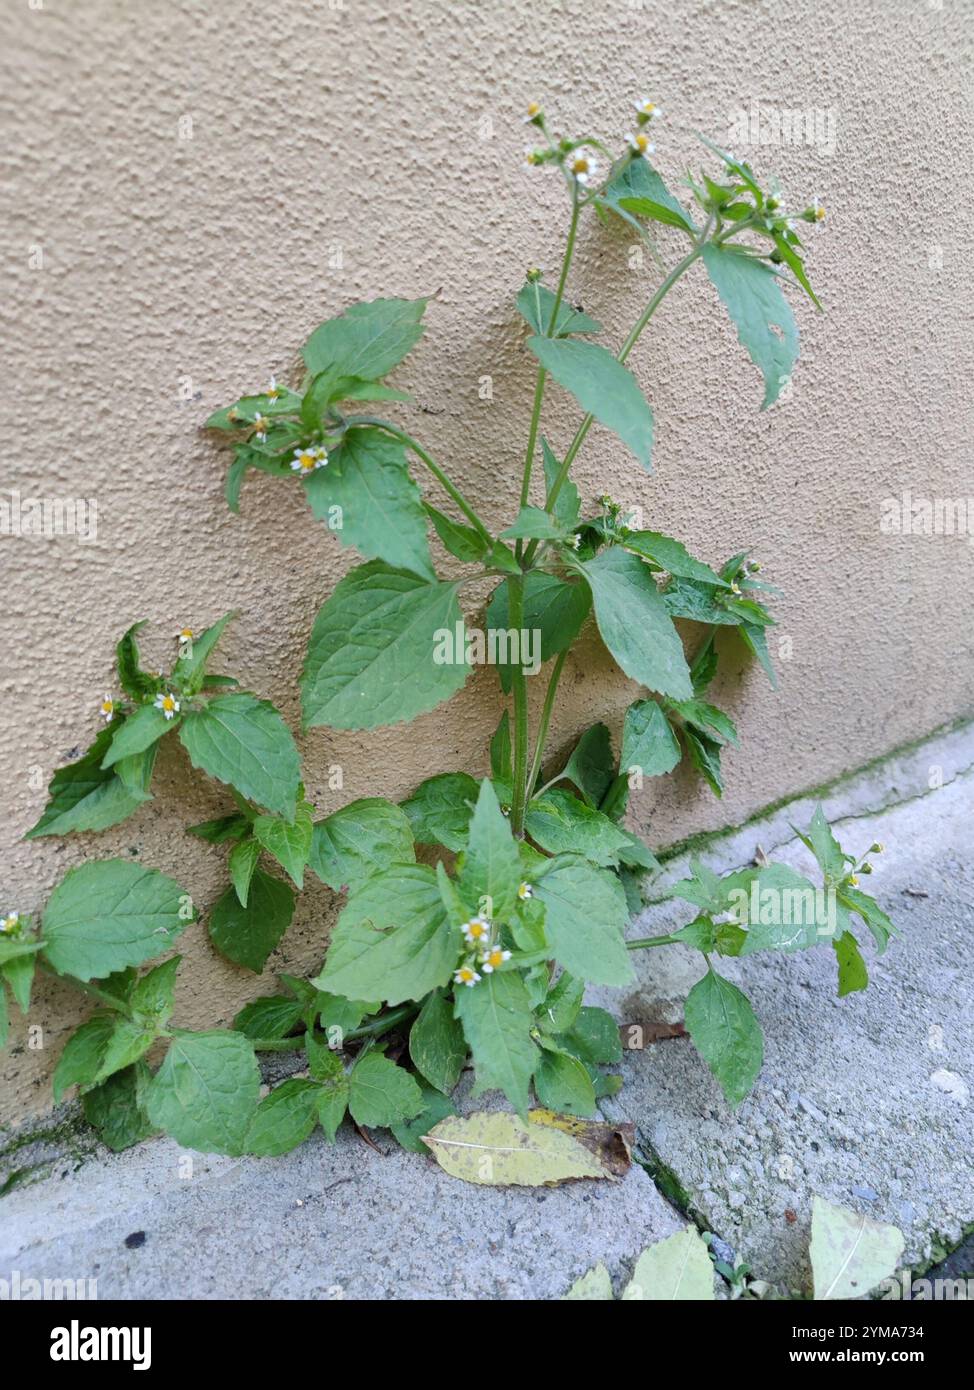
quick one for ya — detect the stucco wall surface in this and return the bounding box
[2,0,972,1124]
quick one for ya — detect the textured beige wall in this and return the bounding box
[2,0,972,1125]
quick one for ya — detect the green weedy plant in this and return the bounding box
[7,102,899,1161]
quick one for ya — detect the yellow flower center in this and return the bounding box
[527,102,540,117]
[572,156,590,175]
[458,967,475,982]
[101,700,113,713]
[162,696,175,712]
[468,921,486,939]
[815,205,825,220]
[486,950,504,969]
[298,453,316,470]
[635,133,649,151]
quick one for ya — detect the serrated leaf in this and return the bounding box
[42,860,191,982]
[424,503,487,563]
[454,970,538,1115]
[316,1082,350,1142]
[302,296,428,380]
[535,856,634,987]
[145,1030,260,1155]
[115,622,158,701]
[622,1227,716,1300]
[245,1078,320,1156]
[564,1263,614,1300]
[558,723,615,807]
[409,988,467,1094]
[101,704,176,768]
[622,530,728,587]
[26,721,155,838]
[228,836,261,906]
[129,955,180,1023]
[309,797,416,891]
[701,242,798,409]
[620,699,682,779]
[528,336,654,470]
[347,1050,424,1129]
[422,1110,605,1186]
[179,693,301,820]
[542,437,581,528]
[53,1014,116,1102]
[516,280,602,337]
[171,611,236,694]
[186,813,250,844]
[313,864,456,1005]
[400,773,479,852]
[390,1082,457,1152]
[2,952,35,1014]
[534,1044,597,1117]
[459,779,520,922]
[82,1063,158,1152]
[601,157,696,236]
[233,995,304,1041]
[525,788,632,868]
[208,868,295,973]
[582,548,692,699]
[500,506,567,541]
[485,571,590,694]
[810,1197,905,1300]
[253,800,313,889]
[303,428,434,580]
[301,561,468,731]
[684,725,724,797]
[833,931,869,997]
[684,968,763,1107]
[560,1006,623,1066]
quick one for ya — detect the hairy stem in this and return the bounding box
[250,1002,420,1054]
[507,575,531,835]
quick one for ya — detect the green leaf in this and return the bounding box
[490,711,513,783]
[228,836,261,906]
[390,1082,457,1152]
[683,726,724,797]
[668,698,739,746]
[582,548,692,699]
[82,1063,158,1152]
[622,530,728,587]
[53,1014,116,1102]
[701,242,798,409]
[301,561,467,731]
[739,620,778,689]
[424,503,488,563]
[208,869,295,973]
[534,1044,597,1117]
[558,723,615,807]
[42,860,191,982]
[684,968,763,1107]
[145,1030,261,1155]
[303,428,434,580]
[795,804,848,881]
[601,157,696,236]
[225,451,249,512]
[245,1078,320,1156]
[535,855,633,986]
[313,864,457,1005]
[528,336,654,471]
[316,1081,350,1142]
[233,995,303,1041]
[115,622,158,701]
[560,1006,623,1066]
[423,1109,604,1185]
[400,772,479,852]
[833,931,868,997]
[500,506,567,541]
[731,863,829,953]
[302,296,428,380]
[564,1264,614,1300]
[409,988,467,1094]
[92,1017,157,1086]
[309,797,416,891]
[525,789,632,868]
[186,813,250,844]
[516,280,602,338]
[0,985,7,1048]
[663,577,743,626]
[839,886,897,955]
[620,699,682,777]
[253,800,313,889]
[25,720,156,839]
[130,956,180,1023]
[179,693,301,820]
[2,952,35,1013]
[622,1227,715,1300]
[458,780,520,923]
[542,437,581,528]
[101,704,176,768]
[537,972,584,1035]
[347,1051,424,1129]
[809,1197,905,1300]
[455,970,538,1116]
[485,571,591,694]
[170,612,236,694]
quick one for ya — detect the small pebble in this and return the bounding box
[124,1231,146,1249]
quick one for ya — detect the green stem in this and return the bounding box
[351,417,492,543]
[523,244,706,568]
[250,1002,419,1054]
[508,575,530,836]
[39,960,131,1015]
[626,934,682,951]
[524,649,568,802]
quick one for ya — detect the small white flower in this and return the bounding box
[461,914,491,945]
[634,98,663,122]
[517,881,533,901]
[627,131,656,157]
[811,196,825,221]
[523,101,543,125]
[98,694,116,722]
[154,691,180,720]
[175,626,194,643]
[524,145,543,168]
[454,964,481,988]
[251,412,270,443]
[265,376,282,401]
[313,446,329,467]
[1,912,22,935]
[730,581,742,595]
[567,151,598,185]
[291,446,319,474]
[480,947,511,974]
[569,533,582,550]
